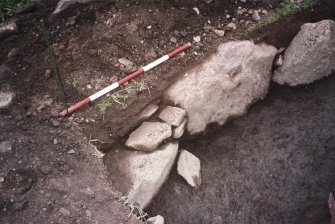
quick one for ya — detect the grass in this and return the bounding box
[67,78,79,88]
[94,80,149,115]
[119,196,149,223]
[0,0,39,21]
[239,0,313,37]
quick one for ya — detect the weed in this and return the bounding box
[0,0,40,21]
[94,80,149,114]
[68,78,79,88]
[119,196,149,223]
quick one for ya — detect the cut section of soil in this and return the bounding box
[147,74,335,224]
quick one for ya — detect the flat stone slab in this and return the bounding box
[0,91,15,109]
[53,0,94,14]
[173,118,187,139]
[159,106,186,127]
[126,122,172,151]
[165,40,276,134]
[104,142,179,208]
[177,150,201,188]
[273,20,335,86]
[139,104,159,120]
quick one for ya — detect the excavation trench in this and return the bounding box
[146,74,335,224]
[98,1,335,223]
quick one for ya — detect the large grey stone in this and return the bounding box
[0,21,17,40]
[0,92,15,109]
[53,0,94,14]
[159,106,186,127]
[273,20,335,86]
[177,150,201,188]
[139,104,159,120]
[165,40,276,134]
[105,142,178,208]
[126,122,171,151]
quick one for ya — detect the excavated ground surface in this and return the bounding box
[1,0,335,223]
[148,74,335,224]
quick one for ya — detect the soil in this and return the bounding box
[0,0,335,223]
[148,74,335,224]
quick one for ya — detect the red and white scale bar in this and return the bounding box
[59,43,191,117]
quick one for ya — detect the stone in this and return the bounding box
[273,20,335,86]
[170,36,177,44]
[159,106,186,127]
[275,55,283,67]
[147,215,165,224]
[125,122,172,151]
[173,118,187,139]
[118,58,137,73]
[139,104,159,120]
[193,36,201,43]
[67,149,75,154]
[262,9,269,15]
[0,92,15,109]
[177,150,201,188]
[165,40,276,134]
[252,10,261,21]
[0,141,12,153]
[227,22,237,30]
[193,7,200,15]
[59,207,71,216]
[214,29,225,37]
[50,118,60,127]
[105,142,178,208]
[53,0,93,14]
[0,21,17,40]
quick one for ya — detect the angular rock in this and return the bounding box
[126,122,172,151]
[139,104,159,120]
[53,0,93,14]
[273,20,335,86]
[173,118,187,139]
[214,29,225,37]
[147,215,165,224]
[177,150,201,188]
[165,40,276,134]
[159,106,186,127]
[252,10,261,21]
[0,21,17,40]
[105,142,179,208]
[0,91,15,109]
[118,58,137,73]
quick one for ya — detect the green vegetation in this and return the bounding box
[68,78,79,88]
[239,0,312,37]
[94,80,149,114]
[0,0,37,21]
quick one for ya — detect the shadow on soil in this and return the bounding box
[147,74,335,224]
